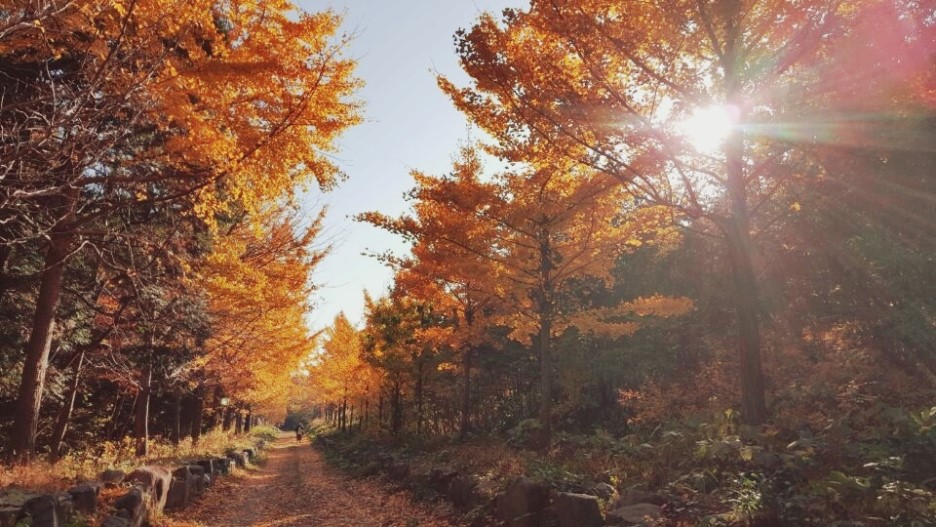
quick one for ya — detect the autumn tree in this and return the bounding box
[195,206,329,432]
[441,0,933,424]
[1,0,360,461]
[364,147,691,445]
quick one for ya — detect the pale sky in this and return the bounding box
[296,0,525,331]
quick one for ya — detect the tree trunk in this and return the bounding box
[235,408,243,435]
[191,384,205,443]
[244,408,252,432]
[460,346,473,441]
[50,350,85,463]
[171,389,182,445]
[134,364,152,457]
[538,314,553,448]
[378,394,384,432]
[222,406,233,432]
[415,362,424,436]
[723,9,767,425]
[391,377,402,435]
[11,185,79,463]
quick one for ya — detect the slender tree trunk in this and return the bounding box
[391,378,402,435]
[235,408,243,435]
[378,394,384,432]
[415,363,424,436]
[106,395,123,440]
[348,405,354,431]
[171,389,182,444]
[244,407,252,433]
[222,406,233,432]
[134,363,152,457]
[191,384,205,443]
[538,314,553,448]
[460,346,473,441]
[50,350,85,463]
[723,8,767,425]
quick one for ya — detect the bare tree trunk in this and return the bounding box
[244,407,252,432]
[235,408,243,435]
[50,350,85,463]
[134,363,152,457]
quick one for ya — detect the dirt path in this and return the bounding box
[167,433,455,527]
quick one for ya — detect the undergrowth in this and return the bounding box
[0,427,274,492]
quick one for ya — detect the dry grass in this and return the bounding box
[0,428,270,492]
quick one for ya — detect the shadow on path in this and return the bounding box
[167,432,453,527]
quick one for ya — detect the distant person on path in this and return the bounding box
[295,424,304,442]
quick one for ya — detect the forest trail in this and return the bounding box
[166,432,454,527]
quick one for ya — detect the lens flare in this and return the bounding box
[680,105,738,153]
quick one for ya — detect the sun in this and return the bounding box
[678,105,738,153]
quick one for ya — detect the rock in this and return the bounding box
[497,477,550,524]
[605,503,662,526]
[165,476,192,512]
[196,459,215,476]
[591,483,618,501]
[554,493,603,527]
[115,486,149,527]
[539,505,560,527]
[0,506,21,527]
[0,488,38,526]
[127,466,172,516]
[114,487,144,513]
[227,451,248,468]
[615,488,667,507]
[388,461,410,480]
[67,484,100,514]
[448,474,481,509]
[214,457,232,475]
[102,514,132,527]
[244,448,254,459]
[101,469,126,487]
[196,473,212,493]
[23,493,72,527]
[510,512,540,527]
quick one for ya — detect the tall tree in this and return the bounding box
[441,0,933,424]
[2,0,360,461]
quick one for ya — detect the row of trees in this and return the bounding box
[0,0,360,462]
[305,0,934,446]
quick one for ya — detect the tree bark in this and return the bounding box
[459,346,473,441]
[244,407,252,432]
[11,185,79,462]
[538,314,553,448]
[191,383,205,443]
[234,408,243,435]
[50,350,85,463]
[134,363,152,457]
[723,4,767,425]
[171,389,182,444]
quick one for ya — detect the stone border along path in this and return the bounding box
[168,432,455,527]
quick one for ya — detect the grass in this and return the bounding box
[0,427,276,492]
